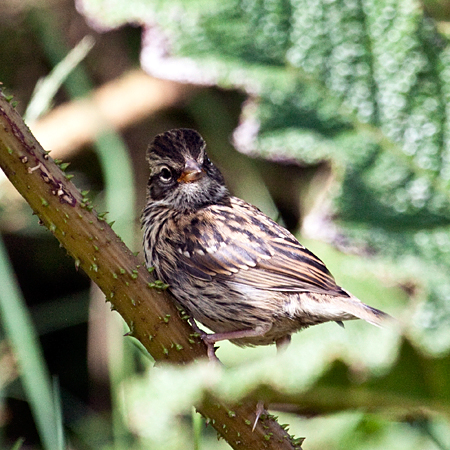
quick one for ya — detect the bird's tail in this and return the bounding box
[340,291,392,327]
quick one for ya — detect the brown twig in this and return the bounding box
[0,91,299,449]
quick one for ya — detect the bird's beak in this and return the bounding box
[177,160,205,183]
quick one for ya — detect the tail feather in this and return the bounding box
[356,303,391,327]
[294,290,393,328]
[341,292,392,327]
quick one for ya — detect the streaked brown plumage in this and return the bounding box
[141,128,389,353]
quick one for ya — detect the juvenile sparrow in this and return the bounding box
[141,129,389,356]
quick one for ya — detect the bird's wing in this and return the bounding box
[171,197,346,296]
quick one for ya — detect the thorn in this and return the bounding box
[252,401,265,431]
[335,321,345,328]
[27,162,42,173]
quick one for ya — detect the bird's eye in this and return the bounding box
[159,167,173,182]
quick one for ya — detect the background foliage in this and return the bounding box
[1,0,450,449]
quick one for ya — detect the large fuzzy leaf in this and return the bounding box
[121,335,450,448]
[78,0,450,347]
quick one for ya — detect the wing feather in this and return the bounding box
[173,197,345,296]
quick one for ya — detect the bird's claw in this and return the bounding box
[189,318,221,363]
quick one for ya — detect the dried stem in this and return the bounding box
[31,69,195,159]
[0,91,299,450]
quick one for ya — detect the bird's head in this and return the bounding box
[145,128,229,211]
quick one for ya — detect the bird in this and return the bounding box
[141,128,390,358]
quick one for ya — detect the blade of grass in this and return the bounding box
[53,377,65,450]
[10,437,25,450]
[30,10,137,447]
[94,130,135,246]
[192,405,202,450]
[24,35,95,124]
[0,234,61,450]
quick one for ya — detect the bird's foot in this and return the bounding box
[189,318,221,363]
[275,334,291,353]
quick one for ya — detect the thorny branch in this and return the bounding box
[0,91,301,450]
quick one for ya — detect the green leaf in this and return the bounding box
[121,336,450,448]
[77,0,450,349]
[77,7,450,445]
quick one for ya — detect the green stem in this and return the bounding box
[0,234,60,450]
